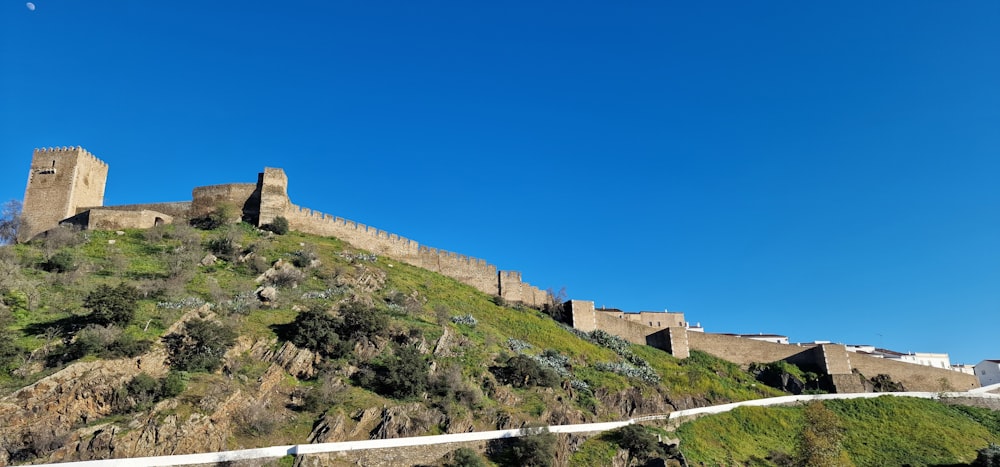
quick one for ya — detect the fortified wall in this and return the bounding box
[21,147,976,392]
[260,169,547,306]
[567,300,979,393]
[19,148,548,307]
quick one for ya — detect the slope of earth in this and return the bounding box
[0,222,783,465]
[672,396,1000,466]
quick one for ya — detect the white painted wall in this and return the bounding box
[975,361,1000,386]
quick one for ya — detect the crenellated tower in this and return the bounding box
[20,146,108,240]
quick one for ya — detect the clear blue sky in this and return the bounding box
[2,2,997,364]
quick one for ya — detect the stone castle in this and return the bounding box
[20,146,980,393]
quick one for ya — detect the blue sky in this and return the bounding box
[2,1,997,364]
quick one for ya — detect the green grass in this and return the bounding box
[568,433,619,466]
[676,396,1000,466]
[3,222,803,448]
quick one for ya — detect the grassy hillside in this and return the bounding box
[3,222,998,466]
[675,396,1000,466]
[0,222,782,465]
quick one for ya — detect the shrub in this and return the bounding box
[233,404,279,436]
[444,447,487,467]
[509,426,557,467]
[431,364,481,408]
[379,344,429,399]
[40,250,75,273]
[0,307,22,373]
[162,318,237,372]
[975,444,1000,467]
[265,267,306,288]
[337,302,388,341]
[84,283,141,326]
[160,370,187,398]
[262,216,289,235]
[190,204,235,230]
[103,333,153,358]
[451,314,477,326]
[614,425,664,463]
[355,344,430,400]
[290,247,317,268]
[112,371,186,414]
[494,354,560,388]
[288,307,349,358]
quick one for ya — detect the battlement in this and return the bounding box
[22,146,110,240]
[33,146,107,167]
[17,146,549,307]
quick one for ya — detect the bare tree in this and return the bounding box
[0,200,23,244]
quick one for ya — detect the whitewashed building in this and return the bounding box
[974,360,1000,386]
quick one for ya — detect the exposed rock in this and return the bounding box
[255,285,277,302]
[255,259,304,288]
[200,253,217,266]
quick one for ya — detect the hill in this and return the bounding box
[0,221,997,466]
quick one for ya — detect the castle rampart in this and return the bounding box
[21,147,975,394]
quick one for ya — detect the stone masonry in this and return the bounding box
[19,146,978,392]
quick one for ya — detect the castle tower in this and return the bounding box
[20,146,108,240]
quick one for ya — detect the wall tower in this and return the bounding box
[20,146,108,240]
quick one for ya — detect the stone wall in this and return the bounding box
[567,300,597,332]
[594,311,664,346]
[686,331,820,365]
[270,181,547,307]
[21,147,108,240]
[191,183,259,222]
[96,202,193,219]
[86,209,172,231]
[599,310,686,329]
[848,350,979,392]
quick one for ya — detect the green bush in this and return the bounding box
[975,443,1000,467]
[494,354,560,388]
[84,283,140,326]
[0,307,21,374]
[445,447,487,467]
[508,426,557,467]
[112,371,187,413]
[381,344,429,399]
[262,216,289,235]
[288,307,349,358]
[190,204,235,230]
[338,302,388,341]
[614,424,664,463]
[355,344,430,400]
[162,318,237,372]
[40,250,75,273]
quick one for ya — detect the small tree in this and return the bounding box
[444,447,487,467]
[288,307,348,358]
[496,354,560,388]
[380,344,429,399]
[84,283,140,326]
[0,200,22,244]
[162,318,237,372]
[615,424,664,464]
[509,426,557,467]
[337,302,388,341]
